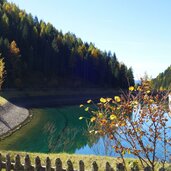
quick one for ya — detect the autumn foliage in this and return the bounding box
[0,54,5,89]
[80,79,171,170]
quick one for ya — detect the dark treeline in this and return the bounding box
[152,65,171,90]
[0,0,134,89]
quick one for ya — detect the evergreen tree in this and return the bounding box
[152,65,171,90]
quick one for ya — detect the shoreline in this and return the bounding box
[7,90,119,108]
[0,89,119,139]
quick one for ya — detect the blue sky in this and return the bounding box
[7,0,171,79]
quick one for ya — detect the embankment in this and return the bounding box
[0,97,29,138]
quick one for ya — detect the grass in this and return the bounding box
[1,151,171,171]
[0,96,8,105]
[0,150,139,171]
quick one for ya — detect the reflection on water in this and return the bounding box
[0,106,95,153]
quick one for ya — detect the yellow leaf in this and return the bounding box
[80,104,84,108]
[89,130,94,134]
[79,116,83,120]
[149,99,154,104]
[122,150,126,155]
[146,90,150,94]
[133,101,138,105]
[95,131,98,134]
[98,112,103,118]
[137,86,142,91]
[107,98,112,102]
[87,99,92,104]
[127,149,131,154]
[101,119,107,125]
[90,117,96,122]
[85,107,89,111]
[110,114,117,120]
[120,122,126,126]
[114,96,121,102]
[100,97,106,103]
[129,86,134,91]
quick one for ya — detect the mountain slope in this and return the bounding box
[0,0,134,89]
[152,65,171,90]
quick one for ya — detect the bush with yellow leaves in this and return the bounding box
[80,79,171,171]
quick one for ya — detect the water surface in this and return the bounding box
[0,105,170,160]
[0,106,93,153]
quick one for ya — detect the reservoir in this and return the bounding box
[0,105,170,160]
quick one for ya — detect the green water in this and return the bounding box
[0,106,91,153]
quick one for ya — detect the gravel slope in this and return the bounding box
[0,101,29,136]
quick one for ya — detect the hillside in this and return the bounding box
[0,0,134,89]
[152,65,171,90]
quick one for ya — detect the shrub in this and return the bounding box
[80,79,171,171]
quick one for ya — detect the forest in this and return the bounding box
[152,65,171,90]
[0,0,134,89]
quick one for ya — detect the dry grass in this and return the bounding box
[0,150,139,171]
[0,151,170,170]
[0,96,8,105]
